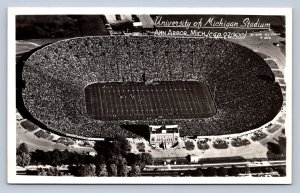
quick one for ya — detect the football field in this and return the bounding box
[84,81,216,121]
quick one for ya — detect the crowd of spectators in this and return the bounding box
[22,36,283,138]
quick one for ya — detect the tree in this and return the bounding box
[49,149,62,166]
[94,137,130,161]
[126,153,142,166]
[141,153,153,165]
[60,150,71,165]
[217,167,228,176]
[192,168,203,177]
[228,166,240,176]
[31,150,46,165]
[116,156,128,177]
[263,167,273,173]
[140,153,153,169]
[112,136,131,156]
[245,166,251,174]
[94,154,106,165]
[16,143,31,167]
[128,164,141,177]
[37,168,47,176]
[118,163,128,177]
[205,167,217,176]
[68,152,83,166]
[76,164,97,177]
[267,142,282,154]
[82,154,96,165]
[17,152,31,167]
[38,167,63,176]
[17,143,29,155]
[276,166,286,176]
[108,163,118,176]
[266,137,286,159]
[47,167,62,176]
[98,164,108,177]
[184,170,192,176]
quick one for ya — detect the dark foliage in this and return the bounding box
[228,166,240,176]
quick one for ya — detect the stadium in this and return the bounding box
[17,36,283,139]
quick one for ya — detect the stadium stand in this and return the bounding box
[20,36,283,138]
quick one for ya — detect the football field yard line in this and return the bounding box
[140,87,149,116]
[108,88,113,115]
[162,86,171,113]
[173,88,182,114]
[145,88,154,116]
[85,88,91,116]
[137,87,146,117]
[164,85,173,113]
[178,87,188,115]
[124,87,130,116]
[112,88,119,116]
[176,87,186,114]
[120,87,126,117]
[192,86,203,115]
[132,86,139,117]
[183,85,194,115]
[169,86,179,113]
[195,85,206,115]
[94,87,99,118]
[96,87,101,118]
[132,86,140,116]
[105,88,111,116]
[128,86,136,117]
[204,84,214,114]
[99,87,105,118]
[90,87,96,117]
[140,88,148,115]
[159,86,168,113]
[154,88,163,115]
[150,87,159,116]
[103,88,109,118]
[186,85,196,114]
[119,89,123,118]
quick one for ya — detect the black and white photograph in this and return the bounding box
[7,7,292,184]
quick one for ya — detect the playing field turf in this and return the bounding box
[84,81,216,121]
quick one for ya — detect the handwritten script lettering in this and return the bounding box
[153,16,272,39]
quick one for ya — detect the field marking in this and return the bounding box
[149,86,159,115]
[177,86,189,115]
[187,85,199,115]
[192,85,203,114]
[145,87,155,116]
[112,87,119,117]
[169,85,179,114]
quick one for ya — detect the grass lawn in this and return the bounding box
[266,124,281,133]
[251,131,268,141]
[20,120,39,132]
[231,138,251,147]
[34,130,54,140]
[56,137,75,146]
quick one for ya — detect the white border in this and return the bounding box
[7,7,292,184]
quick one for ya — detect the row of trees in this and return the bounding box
[182,165,286,177]
[17,137,153,177]
[186,166,241,177]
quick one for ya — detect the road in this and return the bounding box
[144,160,286,171]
